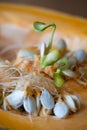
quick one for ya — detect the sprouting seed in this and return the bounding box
[41,50,60,69]
[33,21,47,33]
[74,49,86,63]
[56,58,70,71]
[56,69,62,75]
[53,72,66,87]
[33,21,56,53]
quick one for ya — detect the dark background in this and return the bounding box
[0,0,87,18]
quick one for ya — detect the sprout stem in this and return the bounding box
[33,21,56,53]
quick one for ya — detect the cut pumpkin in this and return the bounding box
[0,4,87,130]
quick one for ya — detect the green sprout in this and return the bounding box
[33,21,69,88]
[56,58,70,71]
[41,50,60,69]
[33,21,56,53]
[53,58,70,87]
[53,72,66,87]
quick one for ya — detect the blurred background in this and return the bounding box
[0,0,87,18]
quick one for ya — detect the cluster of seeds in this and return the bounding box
[1,21,87,119]
[0,59,81,118]
[33,21,87,87]
[16,39,87,87]
[3,86,80,118]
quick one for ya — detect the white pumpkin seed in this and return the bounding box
[74,49,86,63]
[64,51,73,58]
[3,99,7,110]
[56,39,67,50]
[69,57,77,67]
[64,94,77,112]
[53,102,69,118]
[23,96,36,114]
[29,96,41,116]
[40,89,54,109]
[62,69,77,78]
[18,50,36,61]
[40,42,46,58]
[71,95,81,109]
[6,90,24,109]
[36,96,41,109]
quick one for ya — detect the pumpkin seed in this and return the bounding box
[71,95,81,109]
[74,49,86,63]
[64,94,77,112]
[40,89,54,109]
[40,42,46,58]
[69,57,77,67]
[41,50,60,68]
[56,39,67,51]
[23,96,36,114]
[18,50,36,61]
[56,58,70,70]
[6,90,24,109]
[62,69,77,78]
[53,102,69,118]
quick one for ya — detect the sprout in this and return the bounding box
[56,69,62,75]
[54,58,70,87]
[41,50,60,69]
[53,72,66,87]
[56,58,70,71]
[33,21,56,53]
[33,21,68,88]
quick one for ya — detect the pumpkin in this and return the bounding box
[0,4,87,130]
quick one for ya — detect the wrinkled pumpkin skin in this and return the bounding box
[0,4,87,130]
